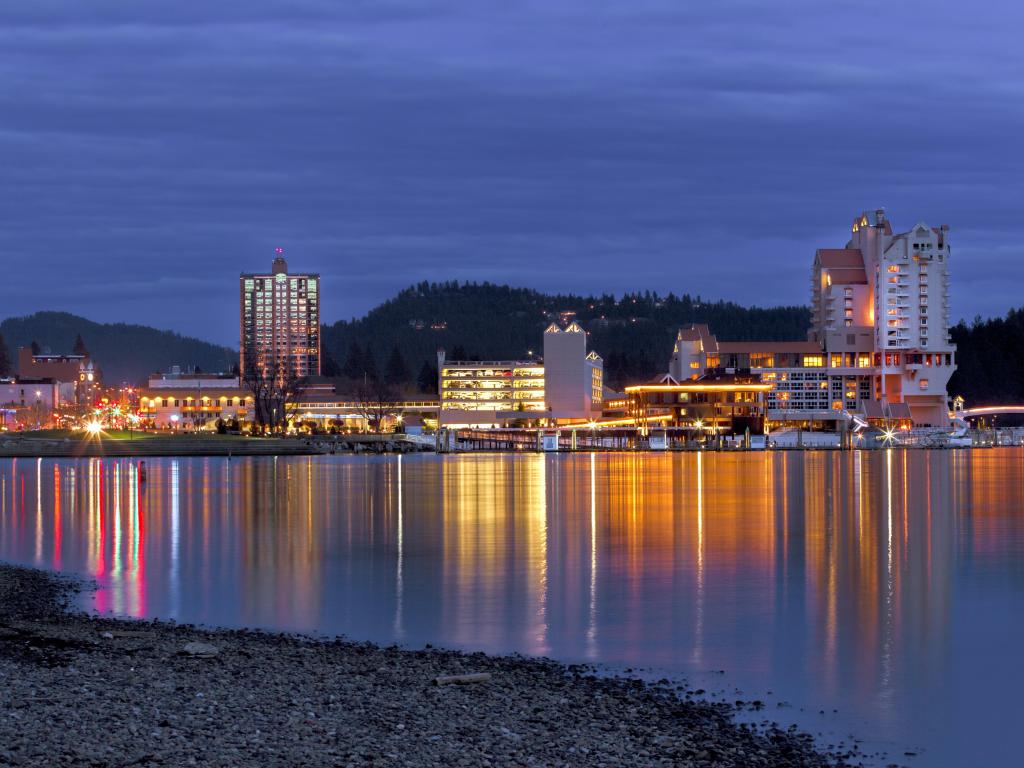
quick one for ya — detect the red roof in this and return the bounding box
[816,248,863,268]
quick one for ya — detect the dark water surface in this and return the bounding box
[2,451,1023,765]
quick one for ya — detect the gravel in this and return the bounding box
[0,563,860,767]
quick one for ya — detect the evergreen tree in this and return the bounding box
[341,341,364,380]
[417,361,438,394]
[0,333,10,377]
[30,340,41,355]
[73,333,88,356]
[361,349,379,382]
[385,345,410,385]
[321,350,341,377]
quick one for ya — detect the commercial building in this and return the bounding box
[625,372,772,434]
[437,322,603,426]
[0,380,62,430]
[138,370,250,429]
[239,252,321,381]
[543,322,604,419]
[666,210,955,429]
[17,348,100,405]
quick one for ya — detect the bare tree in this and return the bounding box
[242,344,306,433]
[354,374,398,433]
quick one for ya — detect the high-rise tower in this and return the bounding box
[239,250,320,381]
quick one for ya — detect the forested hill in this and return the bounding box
[0,312,235,384]
[322,282,811,391]
[947,309,1024,406]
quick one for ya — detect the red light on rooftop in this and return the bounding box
[275,247,284,254]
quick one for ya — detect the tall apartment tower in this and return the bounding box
[810,209,954,425]
[239,252,321,380]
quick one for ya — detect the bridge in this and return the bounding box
[956,405,1024,419]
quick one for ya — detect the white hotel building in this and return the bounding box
[669,209,955,428]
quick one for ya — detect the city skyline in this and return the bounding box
[2,2,1023,345]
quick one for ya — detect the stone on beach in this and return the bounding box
[180,641,219,658]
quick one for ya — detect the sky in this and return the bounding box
[2,0,1023,345]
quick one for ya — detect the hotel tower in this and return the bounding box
[239,251,321,380]
[669,209,955,427]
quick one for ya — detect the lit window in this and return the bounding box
[919,379,929,390]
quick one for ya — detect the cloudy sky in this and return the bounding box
[2,1,1022,344]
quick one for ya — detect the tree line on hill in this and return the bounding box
[0,311,235,383]
[947,309,1024,406]
[320,281,811,393]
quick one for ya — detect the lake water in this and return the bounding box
[2,451,1023,765]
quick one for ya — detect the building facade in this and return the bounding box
[437,322,604,427]
[239,252,321,381]
[667,210,955,428]
[17,348,99,405]
[542,322,603,419]
[811,210,954,426]
[139,371,251,429]
[437,353,545,426]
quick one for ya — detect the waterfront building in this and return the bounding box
[543,322,604,419]
[666,210,955,428]
[625,372,771,434]
[437,322,603,427]
[239,251,320,381]
[138,370,250,429]
[436,354,545,426]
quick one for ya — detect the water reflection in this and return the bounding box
[1,451,1024,765]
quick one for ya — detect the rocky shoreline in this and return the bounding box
[0,563,860,767]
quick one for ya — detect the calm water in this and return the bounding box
[2,451,1023,765]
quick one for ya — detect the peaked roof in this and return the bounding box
[816,248,863,268]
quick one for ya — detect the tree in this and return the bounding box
[73,334,89,357]
[322,350,341,377]
[354,375,398,433]
[30,340,41,355]
[417,361,438,394]
[361,349,379,383]
[385,345,410,385]
[241,344,306,433]
[0,333,10,377]
[341,341,365,380]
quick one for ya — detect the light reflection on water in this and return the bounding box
[2,450,1024,765]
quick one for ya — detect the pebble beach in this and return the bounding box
[0,563,859,767]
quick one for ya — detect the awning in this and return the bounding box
[887,402,913,420]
